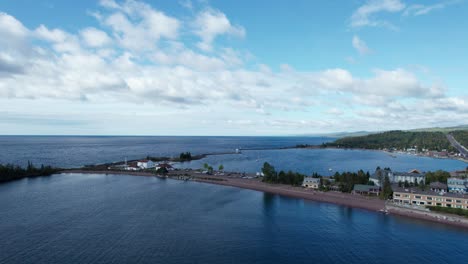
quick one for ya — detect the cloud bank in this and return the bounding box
[0,0,466,135]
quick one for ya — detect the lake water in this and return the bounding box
[0,136,466,174]
[0,136,330,168]
[0,173,467,264]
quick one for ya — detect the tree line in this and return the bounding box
[261,162,305,186]
[323,130,456,152]
[451,130,468,149]
[0,162,60,183]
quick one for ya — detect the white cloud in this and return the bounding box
[325,108,344,116]
[98,0,180,51]
[80,27,111,47]
[351,0,459,29]
[193,8,245,52]
[350,0,405,28]
[35,25,68,42]
[352,35,371,55]
[0,1,466,135]
[404,1,459,16]
[0,12,28,38]
[179,0,193,10]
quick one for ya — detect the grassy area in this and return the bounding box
[427,206,468,217]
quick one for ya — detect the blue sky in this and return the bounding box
[0,0,467,135]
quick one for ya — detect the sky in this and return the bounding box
[0,0,467,135]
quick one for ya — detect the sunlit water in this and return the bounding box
[0,173,467,264]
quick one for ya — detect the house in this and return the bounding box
[370,168,392,186]
[137,160,155,169]
[352,184,380,196]
[447,178,468,194]
[156,163,174,171]
[393,171,426,185]
[450,170,468,178]
[430,182,447,193]
[127,166,140,171]
[371,168,426,186]
[302,177,320,189]
[393,186,468,209]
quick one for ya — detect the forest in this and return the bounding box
[0,162,60,183]
[324,130,455,152]
[261,162,305,186]
[451,130,468,148]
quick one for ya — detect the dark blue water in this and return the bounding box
[0,173,466,264]
[0,136,466,174]
[0,136,330,168]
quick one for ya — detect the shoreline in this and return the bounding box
[76,144,467,172]
[61,169,468,229]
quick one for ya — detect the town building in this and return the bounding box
[302,177,320,189]
[392,186,468,209]
[370,168,426,186]
[430,182,447,193]
[137,160,155,169]
[352,184,380,196]
[156,163,174,171]
[447,178,468,194]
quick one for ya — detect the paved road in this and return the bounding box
[447,134,468,157]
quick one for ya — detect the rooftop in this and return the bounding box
[353,184,379,192]
[392,186,468,199]
[429,182,447,189]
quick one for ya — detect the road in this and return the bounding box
[447,134,468,158]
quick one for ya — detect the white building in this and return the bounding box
[371,168,426,186]
[137,160,155,169]
[302,177,320,189]
[448,178,468,194]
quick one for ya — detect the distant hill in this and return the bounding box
[302,124,468,139]
[300,131,378,138]
[323,130,456,152]
[408,125,468,133]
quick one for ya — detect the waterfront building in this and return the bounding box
[352,184,380,196]
[450,170,468,178]
[156,163,174,171]
[137,160,155,169]
[447,178,468,194]
[429,182,447,193]
[392,186,468,209]
[371,168,425,186]
[302,177,320,189]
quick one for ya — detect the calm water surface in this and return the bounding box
[0,136,466,174]
[0,173,467,264]
[0,136,330,168]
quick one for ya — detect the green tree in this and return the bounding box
[218,164,224,171]
[262,162,277,183]
[380,175,393,200]
[404,180,410,188]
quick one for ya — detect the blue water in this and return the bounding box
[0,136,330,168]
[0,136,466,174]
[0,173,466,264]
[176,148,468,175]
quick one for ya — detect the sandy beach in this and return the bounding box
[62,169,468,229]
